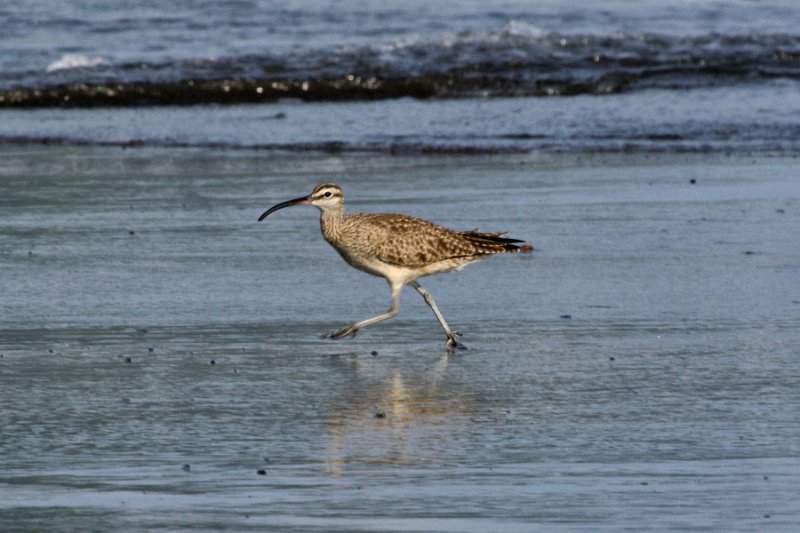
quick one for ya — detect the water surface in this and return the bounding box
[2,147,799,531]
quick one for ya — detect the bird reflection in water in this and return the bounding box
[323,354,473,475]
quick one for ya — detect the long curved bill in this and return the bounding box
[258,195,311,221]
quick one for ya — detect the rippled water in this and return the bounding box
[2,147,799,530]
[2,1,800,154]
[2,1,800,529]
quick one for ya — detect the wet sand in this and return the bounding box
[1,147,799,531]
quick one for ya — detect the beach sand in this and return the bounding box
[1,146,799,531]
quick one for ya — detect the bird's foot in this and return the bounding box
[445,332,467,351]
[325,323,359,340]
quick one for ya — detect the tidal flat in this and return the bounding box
[1,147,799,531]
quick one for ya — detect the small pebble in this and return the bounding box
[129,230,136,235]
[121,398,131,404]
[763,476,769,480]
[776,208,785,214]
[125,357,132,363]
[609,356,615,361]
[148,347,154,353]
[640,482,649,486]
[374,412,386,419]
[560,314,572,319]
[210,359,216,365]
[743,250,756,255]
[181,464,191,472]
[48,349,54,353]
[256,469,266,475]
[689,178,697,184]
[370,350,378,356]
[764,514,770,519]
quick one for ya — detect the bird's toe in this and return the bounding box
[446,334,467,351]
[327,324,359,340]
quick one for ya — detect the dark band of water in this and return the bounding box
[2,32,798,108]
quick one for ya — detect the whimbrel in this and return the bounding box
[258,184,523,349]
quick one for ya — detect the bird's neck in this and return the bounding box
[319,207,345,244]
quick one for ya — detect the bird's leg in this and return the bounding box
[410,281,466,350]
[327,282,401,340]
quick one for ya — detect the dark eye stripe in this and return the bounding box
[317,190,341,199]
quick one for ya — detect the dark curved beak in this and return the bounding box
[258,195,311,221]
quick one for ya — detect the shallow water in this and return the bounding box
[2,1,800,156]
[1,147,799,531]
[3,83,800,154]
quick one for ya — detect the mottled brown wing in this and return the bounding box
[344,213,520,268]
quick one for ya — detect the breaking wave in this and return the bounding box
[2,28,799,107]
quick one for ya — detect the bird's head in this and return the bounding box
[258,183,344,221]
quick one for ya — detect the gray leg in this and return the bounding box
[410,281,465,349]
[328,282,402,340]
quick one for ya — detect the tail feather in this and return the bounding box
[462,230,525,253]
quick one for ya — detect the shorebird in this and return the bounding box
[258,184,523,349]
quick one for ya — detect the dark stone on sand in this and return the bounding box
[128,230,135,235]
[689,178,696,184]
[609,356,615,361]
[257,469,266,475]
[640,482,649,486]
[148,347,154,353]
[210,359,216,365]
[182,464,190,472]
[371,350,378,356]
[374,412,386,418]
[743,250,756,255]
[125,357,132,363]
[560,314,572,319]
[776,208,785,214]
[48,349,53,353]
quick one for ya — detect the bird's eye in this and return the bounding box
[324,191,332,198]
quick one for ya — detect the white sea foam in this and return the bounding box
[497,20,546,39]
[46,53,107,72]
